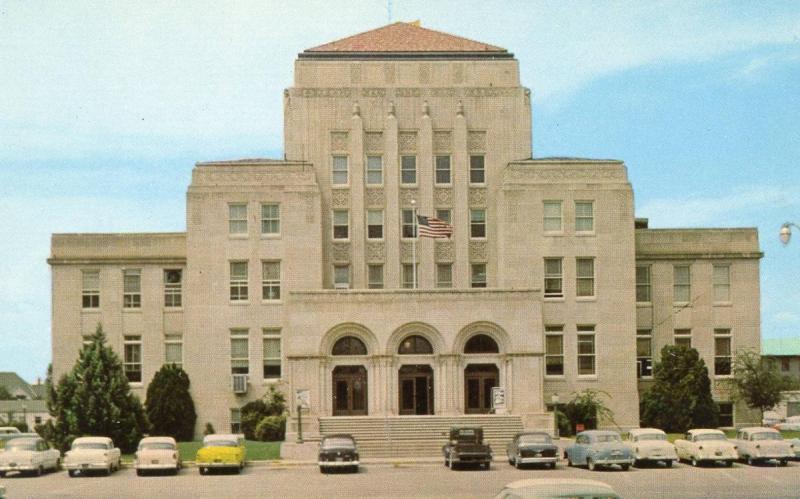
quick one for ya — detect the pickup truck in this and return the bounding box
[442,426,493,470]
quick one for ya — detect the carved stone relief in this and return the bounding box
[435,242,454,262]
[365,188,385,207]
[400,242,416,262]
[469,241,488,262]
[468,131,486,152]
[332,243,351,263]
[433,131,452,152]
[505,166,625,182]
[331,189,350,207]
[434,188,453,206]
[350,64,361,85]
[469,188,487,206]
[331,132,349,152]
[400,189,419,206]
[398,132,417,153]
[366,243,385,263]
[364,132,383,153]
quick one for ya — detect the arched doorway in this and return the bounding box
[332,365,368,416]
[398,365,434,415]
[464,364,499,414]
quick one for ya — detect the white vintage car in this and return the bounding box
[627,428,678,467]
[0,436,61,477]
[63,436,121,477]
[735,427,793,466]
[674,429,737,467]
[775,415,800,431]
[135,436,181,475]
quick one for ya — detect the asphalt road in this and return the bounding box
[2,460,799,498]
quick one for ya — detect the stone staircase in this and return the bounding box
[318,415,524,458]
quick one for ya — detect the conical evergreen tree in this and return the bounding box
[145,364,197,441]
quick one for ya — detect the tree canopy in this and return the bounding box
[145,364,197,441]
[733,349,798,416]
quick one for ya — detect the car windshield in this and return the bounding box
[73,442,108,450]
[752,432,782,441]
[140,442,176,450]
[204,440,238,447]
[695,433,725,441]
[6,440,37,451]
[323,438,355,449]
[518,434,550,444]
[594,434,620,443]
[636,433,666,441]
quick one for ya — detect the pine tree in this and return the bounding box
[145,364,197,441]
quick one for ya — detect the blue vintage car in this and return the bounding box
[564,430,634,471]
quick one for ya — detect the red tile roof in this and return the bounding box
[305,22,507,53]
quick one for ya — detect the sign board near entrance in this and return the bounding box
[296,389,311,410]
[491,387,506,413]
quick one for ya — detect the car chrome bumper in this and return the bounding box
[518,456,558,464]
[749,454,793,460]
[596,458,634,465]
[64,462,110,471]
[197,461,241,468]
[0,464,37,472]
[318,460,359,467]
[135,463,179,470]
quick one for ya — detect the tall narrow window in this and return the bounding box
[230,330,249,375]
[124,335,142,383]
[366,156,383,185]
[164,335,183,368]
[543,201,562,232]
[334,265,350,289]
[577,326,596,376]
[576,258,595,297]
[401,209,417,238]
[575,201,594,232]
[368,265,384,289]
[470,209,486,238]
[261,203,280,235]
[229,203,248,235]
[545,325,564,376]
[123,269,141,308]
[673,265,691,303]
[230,408,242,434]
[471,263,487,288]
[714,329,732,376]
[713,265,731,302]
[636,266,651,303]
[82,270,100,309]
[718,402,734,427]
[263,328,281,379]
[435,155,451,184]
[230,262,248,301]
[262,261,281,300]
[367,210,384,239]
[674,328,692,348]
[402,264,417,289]
[544,258,563,297]
[636,329,652,378]
[164,269,182,308]
[332,155,348,185]
[436,263,452,288]
[333,210,349,239]
[401,155,417,184]
[469,155,485,184]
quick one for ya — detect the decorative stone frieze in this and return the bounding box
[332,243,351,263]
[331,132,349,152]
[400,242,418,262]
[331,189,350,207]
[398,132,417,153]
[435,242,454,262]
[505,164,626,183]
[366,243,385,263]
[434,188,453,206]
[400,189,419,206]
[433,131,452,152]
[469,188,487,206]
[365,188,385,207]
[364,132,383,153]
[468,131,486,152]
[469,241,488,262]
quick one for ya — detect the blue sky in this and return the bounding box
[1,1,799,383]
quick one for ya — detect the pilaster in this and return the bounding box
[350,107,365,288]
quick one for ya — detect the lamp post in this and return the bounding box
[780,222,799,245]
[21,403,27,431]
[551,393,560,438]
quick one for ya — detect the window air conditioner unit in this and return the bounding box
[232,374,249,394]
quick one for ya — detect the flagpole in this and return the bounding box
[411,199,417,289]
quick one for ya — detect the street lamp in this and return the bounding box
[780,222,799,245]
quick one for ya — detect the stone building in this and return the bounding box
[49,23,762,442]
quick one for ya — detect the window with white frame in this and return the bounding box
[543,201,562,232]
[230,408,242,433]
[334,265,350,289]
[435,155,451,184]
[82,270,100,309]
[229,203,248,235]
[123,335,142,383]
[164,269,182,308]
[637,329,652,378]
[577,325,596,376]
[123,269,141,308]
[261,203,280,235]
[470,209,486,238]
[367,210,384,239]
[164,335,183,368]
[636,265,651,303]
[333,210,349,239]
[718,402,734,427]
[366,156,383,185]
[263,328,281,379]
[545,325,564,376]
[401,209,417,238]
[402,263,417,289]
[544,258,563,297]
[230,330,249,375]
[575,201,594,232]
[262,261,280,300]
[435,209,451,225]
[674,328,692,348]
[576,258,595,297]
[436,263,452,288]
[368,264,384,289]
[713,265,731,302]
[673,265,691,303]
[714,329,732,376]
[332,155,348,185]
[401,155,417,184]
[469,155,485,184]
[471,263,487,288]
[229,262,248,301]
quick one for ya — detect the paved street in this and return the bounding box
[2,460,800,499]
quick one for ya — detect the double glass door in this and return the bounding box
[332,365,368,416]
[464,364,498,414]
[398,365,434,415]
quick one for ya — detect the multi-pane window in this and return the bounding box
[401,155,417,184]
[435,209,451,225]
[544,258,563,297]
[82,270,100,308]
[230,408,242,434]
[673,265,691,303]
[402,264,417,289]
[230,330,249,375]
[714,329,732,376]
[674,329,692,348]
[718,402,734,427]
[164,269,182,308]
[164,335,183,368]
[713,265,731,302]
[261,203,280,235]
[401,209,417,238]
[263,328,281,379]
[637,329,653,378]
[469,155,485,184]
[123,335,142,383]
[332,155,348,185]
[436,264,453,288]
[575,201,594,232]
[230,262,248,301]
[577,325,596,376]
[334,265,350,289]
[368,265,384,289]
[366,156,383,185]
[262,261,280,300]
[545,325,564,376]
[435,155,451,184]
[636,266,651,303]
[471,263,487,288]
[543,201,562,232]
[576,258,595,297]
[333,210,349,239]
[229,203,248,235]
[367,210,384,239]
[470,209,486,238]
[123,269,141,308]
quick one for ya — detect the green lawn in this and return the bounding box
[122,440,281,463]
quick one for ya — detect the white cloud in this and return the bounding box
[774,311,800,324]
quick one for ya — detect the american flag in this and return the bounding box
[417,215,453,238]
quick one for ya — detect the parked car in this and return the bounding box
[735,427,792,466]
[196,434,245,475]
[564,430,634,471]
[442,426,493,470]
[493,478,621,499]
[626,428,677,467]
[0,432,38,452]
[775,415,800,431]
[63,436,121,477]
[318,434,359,473]
[135,436,181,476]
[762,410,782,427]
[0,436,61,477]
[506,432,558,469]
[674,429,737,467]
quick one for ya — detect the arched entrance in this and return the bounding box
[332,365,368,416]
[464,364,499,414]
[398,365,434,415]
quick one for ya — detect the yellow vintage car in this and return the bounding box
[196,434,245,474]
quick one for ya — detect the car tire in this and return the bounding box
[514,455,521,469]
[587,458,596,471]
[36,465,44,477]
[691,457,699,467]
[665,460,673,468]
[55,458,62,471]
[483,461,490,471]
[199,467,206,475]
[68,469,76,477]
[746,456,754,466]
[780,459,788,467]
[621,464,630,471]
[0,471,5,478]
[549,462,556,469]
[725,460,733,468]
[567,457,573,467]
[448,453,455,470]
[136,469,143,477]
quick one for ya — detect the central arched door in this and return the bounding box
[398,365,434,415]
[332,365,368,416]
[464,364,498,414]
